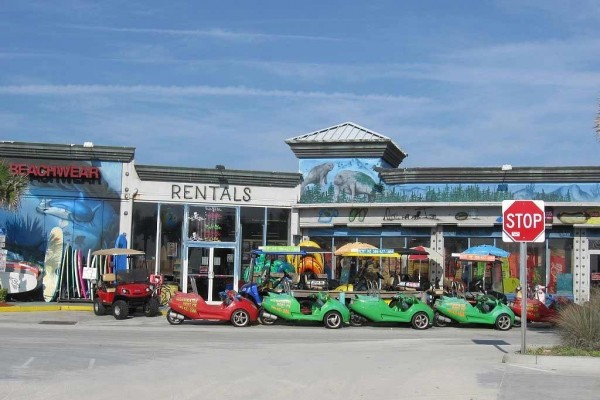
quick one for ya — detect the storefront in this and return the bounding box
[2,123,600,304]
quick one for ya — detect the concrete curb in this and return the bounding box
[0,304,93,312]
[503,352,600,370]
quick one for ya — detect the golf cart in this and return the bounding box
[92,248,160,320]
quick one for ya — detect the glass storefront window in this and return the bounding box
[188,205,236,242]
[132,202,158,273]
[159,204,183,283]
[549,239,572,295]
[266,208,290,245]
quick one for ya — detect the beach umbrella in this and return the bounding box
[462,244,509,258]
[334,242,377,255]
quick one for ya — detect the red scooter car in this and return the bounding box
[166,289,259,327]
[510,285,571,325]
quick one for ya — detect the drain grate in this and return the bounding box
[39,321,78,325]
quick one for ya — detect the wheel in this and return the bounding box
[166,308,184,325]
[434,312,448,327]
[349,311,366,327]
[230,309,250,327]
[144,297,160,317]
[112,300,129,320]
[495,313,512,331]
[93,298,106,316]
[159,285,172,306]
[324,311,343,329]
[411,311,430,330]
[258,309,276,325]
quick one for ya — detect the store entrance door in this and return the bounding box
[187,246,235,302]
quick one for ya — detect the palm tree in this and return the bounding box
[596,103,600,140]
[0,160,29,210]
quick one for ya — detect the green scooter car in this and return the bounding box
[433,294,514,330]
[349,292,433,330]
[259,281,350,329]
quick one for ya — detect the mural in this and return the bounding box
[299,158,600,204]
[0,159,122,296]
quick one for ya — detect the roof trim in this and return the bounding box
[0,141,135,162]
[135,164,302,188]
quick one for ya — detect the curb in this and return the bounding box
[0,304,93,312]
[503,353,600,370]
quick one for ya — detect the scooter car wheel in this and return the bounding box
[411,311,430,330]
[231,309,250,327]
[434,311,448,327]
[495,313,512,331]
[112,300,129,320]
[324,311,342,329]
[144,298,160,317]
[166,308,184,325]
[349,311,365,327]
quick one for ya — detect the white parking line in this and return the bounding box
[508,364,557,374]
[88,358,95,369]
[19,357,35,368]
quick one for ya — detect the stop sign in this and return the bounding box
[502,200,545,243]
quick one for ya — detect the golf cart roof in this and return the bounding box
[92,248,145,256]
[251,245,322,256]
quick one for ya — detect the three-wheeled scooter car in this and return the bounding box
[349,292,434,329]
[166,287,259,327]
[259,279,350,329]
[433,290,514,330]
[92,248,160,320]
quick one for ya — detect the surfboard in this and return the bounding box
[73,248,80,298]
[42,227,64,302]
[57,245,68,300]
[77,249,86,298]
[114,233,127,271]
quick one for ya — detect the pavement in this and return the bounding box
[3,299,600,376]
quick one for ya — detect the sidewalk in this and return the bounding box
[0,301,93,312]
[503,352,600,371]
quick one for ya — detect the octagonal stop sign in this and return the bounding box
[502,200,545,243]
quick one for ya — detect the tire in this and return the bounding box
[144,298,160,317]
[230,309,250,327]
[93,298,106,316]
[434,312,448,327]
[112,300,129,320]
[411,311,430,330]
[258,309,276,325]
[349,311,366,327]
[166,308,184,325]
[324,311,343,329]
[495,313,512,331]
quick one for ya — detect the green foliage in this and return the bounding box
[0,160,29,210]
[556,288,600,351]
[528,346,600,357]
[0,288,7,302]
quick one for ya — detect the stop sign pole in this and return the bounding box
[502,200,545,355]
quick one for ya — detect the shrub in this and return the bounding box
[555,288,600,351]
[0,287,7,302]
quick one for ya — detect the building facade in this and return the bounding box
[1,122,599,303]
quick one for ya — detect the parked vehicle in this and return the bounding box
[434,293,514,330]
[92,248,160,320]
[166,289,259,327]
[259,280,350,329]
[349,292,434,330]
[509,285,572,325]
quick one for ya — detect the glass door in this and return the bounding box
[187,246,235,302]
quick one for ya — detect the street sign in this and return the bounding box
[502,200,545,243]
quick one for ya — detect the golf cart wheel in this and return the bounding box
[230,309,251,327]
[166,308,184,325]
[434,312,448,327]
[93,298,106,316]
[112,300,129,320]
[258,309,276,325]
[411,311,430,330]
[324,311,343,329]
[144,298,160,317]
[495,313,512,331]
[350,311,366,327]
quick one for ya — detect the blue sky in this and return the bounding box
[1,1,599,172]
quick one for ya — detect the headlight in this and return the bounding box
[121,288,130,294]
[146,287,151,292]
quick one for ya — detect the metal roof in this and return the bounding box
[285,122,408,167]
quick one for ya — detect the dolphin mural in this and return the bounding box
[36,199,102,224]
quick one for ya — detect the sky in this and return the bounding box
[1,1,599,173]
